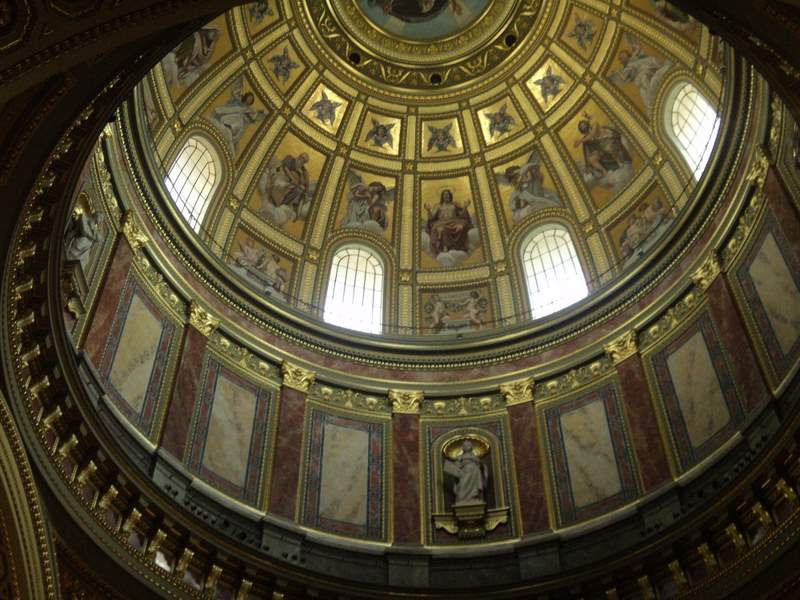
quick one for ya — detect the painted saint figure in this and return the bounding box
[341,173,395,235]
[161,26,220,88]
[425,189,473,255]
[610,34,672,110]
[497,150,561,222]
[210,76,266,154]
[258,152,316,227]
[448,441,488,505]
[574,114,634,192]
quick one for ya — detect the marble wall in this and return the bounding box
[185,358,273,505]
[648,311,743,471]
[734,212,800,388]
[542,383,638,526]
[301,407,387,540]
[96,273,177,437]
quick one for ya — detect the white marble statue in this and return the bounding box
[446,440,489,505]
[65,211,105,263]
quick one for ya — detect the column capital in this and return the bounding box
[188,301,220,337]
[389,390,423,414]
[281,361,316,392]
[691,253,722,292]
[604,330,639,365]
[500,377,534,406]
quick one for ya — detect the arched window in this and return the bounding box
[323,245,384,334]
[164,136,220,232]
[522,225,588,319]
[666,82,720,179]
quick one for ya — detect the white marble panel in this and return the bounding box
[202,375,257,487]
[109,295,163,414]
[560,399,622,508]
[749,232,800,354]
[667,331,730,449]
[319,423,369,525]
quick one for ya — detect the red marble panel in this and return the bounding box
[268,386,306,520]
[84,239,132,366]
[765,167,800,260]
[617,356,671,491]
[707,277,770,412]
[392,413,420,544]
[159,326,207,458]
[508,402,549,533]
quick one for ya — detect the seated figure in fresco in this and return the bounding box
[210,76,266,154]
[425,189,473,255]
[498,149,562,222]
[161,26,219,88]
[611,34,672,109]
[271,153,310,212]
[574,115,633,191]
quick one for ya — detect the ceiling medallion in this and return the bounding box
[304,0,542,92]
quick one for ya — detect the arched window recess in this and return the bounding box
[323,244,385,334]
[664,81,721,180]
[164,135,221,232]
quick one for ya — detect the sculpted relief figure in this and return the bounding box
[65,210,105,264]
[445,440,489,505]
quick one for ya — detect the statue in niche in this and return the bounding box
[445,440,488,504]
[65,210,105,264]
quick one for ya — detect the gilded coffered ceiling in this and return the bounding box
[137,0,726,336]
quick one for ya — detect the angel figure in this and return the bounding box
[341,172,396,235]
[428,123,456,152]
[210,76,266,154]
[249,0,273,23]
[610,34,672,110]
[485,104,515,138]
[267,47,299,83]
[310,91,342,126]
[257,152,317,227]
[365,119,395,148]
[532,66,564,105]
[497,149,561,222]
[569,15,596,51]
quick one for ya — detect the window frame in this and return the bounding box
[663,80,721,180]
[164,135,222,233]
[322,243,386,335]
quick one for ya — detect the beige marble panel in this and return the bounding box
[109,295,163,414]
[667,331,730,449]
[749,232,800,354]
[319,423,369,526]
[202,375,257,487]
[560,399,622,508]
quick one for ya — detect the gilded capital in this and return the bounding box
[691,253,722,291]
[389,389,423,414]
[604,330,639,365]
[281,361,315,392]
[121,211,149,252]
[188,301,220,337]
[500,377,534,406]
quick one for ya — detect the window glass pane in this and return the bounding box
[670,82,720,179]
[164,137,219,232]
[522,226,589,319]
[324,246,384,334]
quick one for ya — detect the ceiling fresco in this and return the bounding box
[138,0,726,336]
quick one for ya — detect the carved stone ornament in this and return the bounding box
[121,210,149,252]
[499,377,534,406]
[281,361,316,392]
[691,253,722,291]
[604,330,639,365]
[745,145,770,189]
[388,389,423,414]
[188,301,220,337]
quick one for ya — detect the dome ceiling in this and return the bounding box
[137,0,725,336]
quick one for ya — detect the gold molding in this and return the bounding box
[281,361,316,392]
[499,377,534,406]
[188,301,220,337]
[603,330,639,365]
[388,389,423,414]
[121,210,149,252]
[691,253,722,292]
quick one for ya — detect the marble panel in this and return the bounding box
[735,211,800,387]
[650,312,743,470]
[186,359,272,505]
[508,402,549,533]
[97,274,177,436]
[268,387,306,519]
[561,398,622,508]
[748,232,800,355]
[666,331,730,449]
[544,384,638,525]
[301,408,386,540]
[319,423,369,526]
[392,413,421,543]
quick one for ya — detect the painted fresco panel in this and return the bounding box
[735,213,800,386]
[419,286,493,335]
[301,409,386,540]
[185,358,273,505]
[650,312,743,470]
[97,274,177,437]
[227,227,295,302]
[544,383,638,525]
